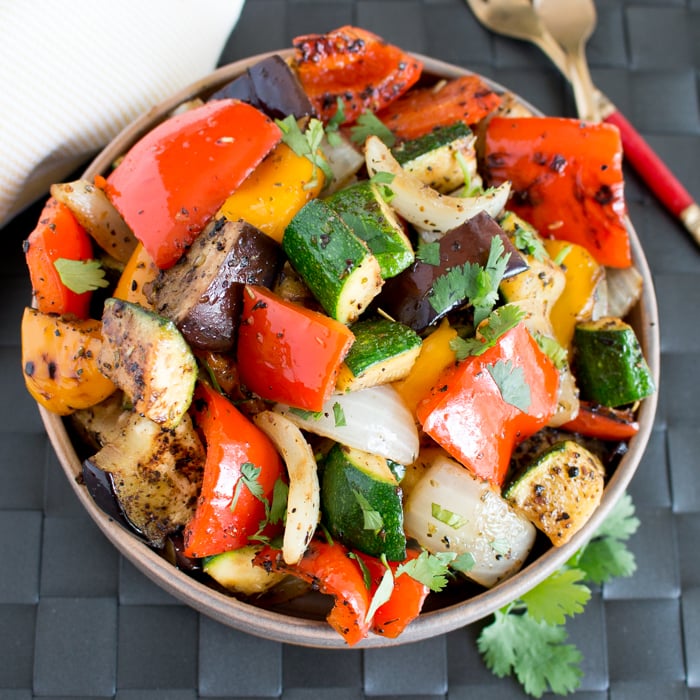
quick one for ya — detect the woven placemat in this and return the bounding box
[2,1,698,697]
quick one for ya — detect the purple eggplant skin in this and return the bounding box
[82,457,150,543]
[210,54,314,120]
[375,211,528,333]
[147,219,285,352]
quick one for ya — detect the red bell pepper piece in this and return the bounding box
[416,322,560,487]
[376,75,502,142]
[483,116,631,268]
[355,550,429,639]
[105,99,281,270]
[560,401,640,441]
[24,197,94,318]
[236,285,355,412]
[255,539,371,646]
[292,25,423,125]
[183,382,285,558]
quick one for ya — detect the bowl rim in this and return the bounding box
[37,50,660,648]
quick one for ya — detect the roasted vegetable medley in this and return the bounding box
[21,26,655,645]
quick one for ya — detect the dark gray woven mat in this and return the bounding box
[2,1,698,697]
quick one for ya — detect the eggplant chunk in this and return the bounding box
[146,218,284,352]
[210,54,314,120]
[376,211,527,332]
[83,411,205,548]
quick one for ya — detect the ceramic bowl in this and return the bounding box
[37,51,660,648]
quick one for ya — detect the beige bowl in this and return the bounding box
[38,51,660,648]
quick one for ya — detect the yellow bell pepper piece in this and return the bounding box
[113,242,159,309]
[544,239,606,349]
[393,319,457,415]
[217,143,324,243]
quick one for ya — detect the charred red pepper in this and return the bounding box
[560,401,640,441]
[183,382,285,558]
[236,285,355,412]
[355,550,429,639]
[416,322,560,487]
[255,539,371,646]
[484,116,631,268]
[292,25,423,124]
[376,75,501,141]
[105,99,281,270]
[24,197,94,318]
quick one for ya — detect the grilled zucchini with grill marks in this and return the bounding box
[98,298,197,429]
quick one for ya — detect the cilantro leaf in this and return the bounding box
[552,243,573,266]
[451,551,475,573]
[511,222,547,261]
[593,491,640,541]
[478,611,583,698]
[325,97,346,147]
[520,568,590,625]
[395,550,455,592]
[353,490,383,533]
[348,551,372,590]
[487,359,531,413]
[416,240,441,266]
[450,305,523,360]
[576,536,637,585]
[350,110,396,147]
[54,258,109,294]
[230,461,265,513]
[269,478,289,525]
[288,406,324,421]
[369,171,396,202]
[429,235,511,324]
[275,115,333,189]
[365,556,395,623]
[332,401,346,427]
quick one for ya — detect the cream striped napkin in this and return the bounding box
[0,0,245,228]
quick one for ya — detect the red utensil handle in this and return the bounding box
[603,109,693,217]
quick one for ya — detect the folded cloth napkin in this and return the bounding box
[0,0,245,228]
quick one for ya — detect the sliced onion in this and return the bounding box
[605,264,643,319]
[274,385,419,465]
[321,133,365,195]
[404,453,536,588]
[363,135,511,237]
[51,179,138,263]
[253,411,320,565]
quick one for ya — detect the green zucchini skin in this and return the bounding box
[203,545,285,595]
[336,317,422,392]
[573,317,655,407]
[504,439,605,547]
[98,298,197,428]
[320,443,406,561]
[325,180,414,279]
[392,122,479,194]
[282,198,383,324]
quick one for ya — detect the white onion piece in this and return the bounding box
[51,179,138,263]
[404,453,536,588]
[274,385,419,465]
[363,135,511,237]
[253,411,320,565]
[605,265,642,319]
[320,133,365,195]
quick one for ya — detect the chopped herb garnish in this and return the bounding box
[416,240,441,266]
[350,110,396,147]
[532,331,568,370]
[288,406,324,421]
[450,305,524,360]
[230,461,265,513]
[269,478,289,525]
[487,359,531,413]
[431,502,468,530]
[332,401,346,427]
[552,243,573,266]
[275,115,333,189]
[365,555,394,623]
[325,97,346,147]
[369,171,396,202]
[54,258,109,294]
[353,490,383,533]
[395,550,456,592]
[512,223,547,261]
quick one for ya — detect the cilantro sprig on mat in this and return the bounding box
[477,493,640,697]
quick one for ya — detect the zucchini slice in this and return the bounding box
[573,317,655,407]
[283,198,383,324]
[98,298,197,428]
[392,121,481,194]
[504,440,605,547]
[320,443,406,561]
[325,180,414,279]
[335,317,422,393]
[203,545,286,596]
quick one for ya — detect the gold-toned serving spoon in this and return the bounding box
[465,0,700,247]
